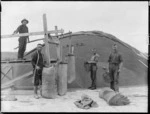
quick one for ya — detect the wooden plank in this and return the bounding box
[59,31,72,40]
[43,14,51,65]
[1,30,64,39]
[1,60,31,63]
[1,71,33,89]
[48,40,59,45]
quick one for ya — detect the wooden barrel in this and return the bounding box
[57,62,68,96]
[67,54,76,83]
[42,66,58,99]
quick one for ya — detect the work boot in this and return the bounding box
[34,94,39,99]
[90,86,96,90]
[18,58,23,60]
[88,86,92,89]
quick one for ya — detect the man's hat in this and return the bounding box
[21,19,29,24]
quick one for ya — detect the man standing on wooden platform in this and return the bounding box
[13,19,30,60]
[108,44,123,93]
[31,44,46,99]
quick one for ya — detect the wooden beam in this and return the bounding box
[1,60,31,63]
[55,26,64,62]
[48,40,59,45]
[1,71,33,89]
[50,31,71,39]
[43,14,51,65]
[1,30,64,39]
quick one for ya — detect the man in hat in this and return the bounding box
[31,44,46,99]
[108,44,123,93]
[13,19,30,60]
[88,48,100,90]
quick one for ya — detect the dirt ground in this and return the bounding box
[1,85,148,112]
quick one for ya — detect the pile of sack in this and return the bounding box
[99,88,130,106]
[74,88,130,109]
[74,94,98,109]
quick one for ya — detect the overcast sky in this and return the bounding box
[1,1,148,53]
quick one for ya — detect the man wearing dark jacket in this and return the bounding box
[31,44,46,99]
[13,19,30,60]
[108,44,123,93]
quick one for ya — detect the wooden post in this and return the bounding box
[55,26,62,62]
[69,31,72,54]
[43,14,51,65]
[55,26,58,35]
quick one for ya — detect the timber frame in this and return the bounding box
[1,14,72,90]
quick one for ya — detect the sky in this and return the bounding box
[1,1,148,53]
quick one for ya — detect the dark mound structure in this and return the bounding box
[24,31,147,88]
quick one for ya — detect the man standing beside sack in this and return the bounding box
[31,44,46,99]
[88,48,100,90]
[108,44,123,93]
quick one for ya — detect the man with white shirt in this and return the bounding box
[108,44,123,93]
[88,48,100,90]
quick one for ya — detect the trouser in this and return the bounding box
[33,68,43,86]
[109,63,119,92]
[18,37,27,59]
[33,67,43,95]
[90,63,97,87]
